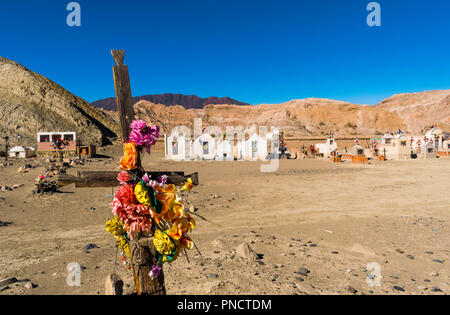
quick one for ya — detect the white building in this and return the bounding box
[37,132,76,143]
[191,133,216,160]
[242,133,268,160]
[418,141,436,159]
[9,146,36,158]
[315,136,338,157]
[215,140,233,160]
[164,132,190,161]
[379,134,411,160]
[381,133,395,145]
[443,139,450,151]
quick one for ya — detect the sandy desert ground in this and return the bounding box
[0,145,448,295]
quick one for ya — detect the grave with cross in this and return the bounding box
[57,50,199,295]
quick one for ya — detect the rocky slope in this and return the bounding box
[101,90,450,137]
[0,57,119,147]
[377,90,450,133]
[92,94,249,111]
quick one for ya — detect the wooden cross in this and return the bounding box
[112,49,136,142]
[57,50,199,295]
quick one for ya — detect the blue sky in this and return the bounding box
[1,0,449,105]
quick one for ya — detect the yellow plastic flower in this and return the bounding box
[153,229,176,256]
[105,217,125,238]
[118,238,131,258]
[180,178,194,192]
[134,182,151,208]
[106,217,131,258]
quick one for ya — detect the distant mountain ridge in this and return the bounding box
[92,94,249,110]
[101,90,450,138]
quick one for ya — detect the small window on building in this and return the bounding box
[357,149,364,155]
[172,141,179,155]
[52,134,62,142]
[39,135,50,142]
[203,142,209,155]
[64,134,74,141]
[385,139,391,144]
[428,148,433,153]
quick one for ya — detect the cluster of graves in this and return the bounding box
[370,127,450,160]
[164,131,282,161]
[314,126,450,163]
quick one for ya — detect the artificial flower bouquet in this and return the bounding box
[106,120,196,284]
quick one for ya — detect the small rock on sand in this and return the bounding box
[393,286,405,292]
[347,286,358,294]
[431,286,442,292]
[82,244,99,254]
[236,243,257,261]
[296,268,310,277]
[24,282,37,289]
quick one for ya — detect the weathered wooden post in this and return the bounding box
[58,51,199,295]
[111,50,136,141]
[111,50,166,295]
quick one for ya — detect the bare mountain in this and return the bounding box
[0,57,119,147]
[92,94,249,111]
[376,90,450,133]
[101,91,450,137]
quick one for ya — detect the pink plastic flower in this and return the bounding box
[128,120,160,154]
[130,120,147,132]
[117,172,131,183]
[111,183,152,237]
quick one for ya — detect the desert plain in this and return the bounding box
[0,143,448,295]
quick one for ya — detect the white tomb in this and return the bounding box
[9,146,36,158]
[315,136,338,157]
[215,140,233,160]
[191,133,216,160]
[164,132,190,161]
[242,133,268,160]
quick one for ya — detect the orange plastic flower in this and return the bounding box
[120,142,138,170]
[167,216,196,240]
[155,184,181,221]
[177,235,193,250]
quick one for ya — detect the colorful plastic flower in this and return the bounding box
[153,229,178,263]
[134,181,152,208]
[166,216,196,240]
[157,175,168,187]
[117,171,131,183]
[129,120,160,154]
[120,142,138,170]
[180,178,194,192]
[111,183,152,237]
[149,265,162,280]
[105,217,131,257]
[154,184,185,222]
